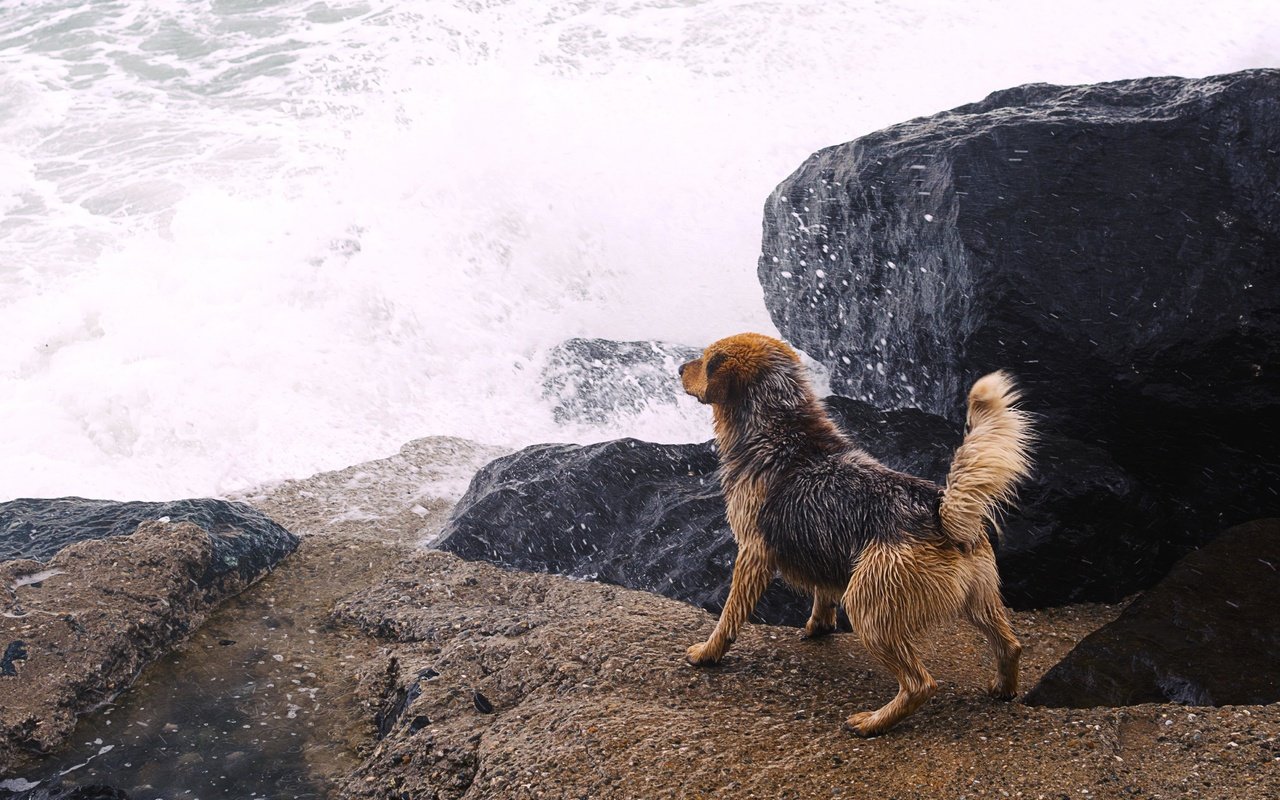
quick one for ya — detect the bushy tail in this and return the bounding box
[939,371,1033,549]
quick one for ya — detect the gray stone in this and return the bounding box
[0,498,298,584]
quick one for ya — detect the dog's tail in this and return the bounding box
[939,371,1033,549]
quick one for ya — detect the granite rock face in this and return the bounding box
[1024,519,1280,708]
[539,338,700,425]
[759,69,1280,594]
[0,500,298,771]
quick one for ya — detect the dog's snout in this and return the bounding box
[678,362,689,377]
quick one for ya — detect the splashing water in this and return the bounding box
[1,0,1274,499]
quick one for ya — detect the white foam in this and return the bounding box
[0,0,1275,499]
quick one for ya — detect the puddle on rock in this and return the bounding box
[11,535,394,798]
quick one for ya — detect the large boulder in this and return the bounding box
[1024,519,1280,708]
[437,396,1130,612]
[759,69,1280,594]
[0,499,298,771]
[992,435,1161,607]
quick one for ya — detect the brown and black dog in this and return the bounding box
[678,332,1032,736]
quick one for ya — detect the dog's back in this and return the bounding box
[754,372,1034,596]
[758,450,946,592]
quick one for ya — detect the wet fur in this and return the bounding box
[679,332,1032,736]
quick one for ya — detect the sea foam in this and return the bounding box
[0,0,1273,499]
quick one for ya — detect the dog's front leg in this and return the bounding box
[687,542,773,666]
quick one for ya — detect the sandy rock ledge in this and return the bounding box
[330,551,1279,800]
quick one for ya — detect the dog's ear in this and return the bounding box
[703,351,734,405]
[704,352,727,380]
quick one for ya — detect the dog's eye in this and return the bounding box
[705,352,727,379]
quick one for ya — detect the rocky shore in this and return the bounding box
[3,69,1278,798]
[3,435,1276,799]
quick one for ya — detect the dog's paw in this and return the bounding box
[987,680,1017,701]
[843,711,887,738]
[685,642,723,667]
[801,619,836,640]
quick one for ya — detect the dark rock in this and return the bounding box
[436,436,799,620]
[1025,519,1280,708]
[0,784,131,800]
[376,664,441,740]
[822,396,960,482]
[438,395,1137,614]
[0,642,26,678]
[0,498,298,584]
[995,435,1162,607]
[759,69,1280,596]
[540,338,700,425]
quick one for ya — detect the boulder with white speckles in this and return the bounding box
[759,68,1280,596]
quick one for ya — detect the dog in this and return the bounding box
[678,332,1032,736]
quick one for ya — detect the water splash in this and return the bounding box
[0,0,1274,499]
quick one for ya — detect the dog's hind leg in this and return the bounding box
[842,541,960,736]
[964,598,1021,699]
[843,626,937,737]
[687,541,773,666]
[802,593,839,639]
[962,558,1022,699]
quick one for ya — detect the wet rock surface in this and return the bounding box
[330,550,1279,800]
[236,436,508,547]
[992,432,1161,607]
[0,784,131,800]
[540,338,700,425]
[0,513,298,773]
[758,68,1280,602]
[435,436,773,618]
[1025,519,1280,708]
[437,396,1149,611]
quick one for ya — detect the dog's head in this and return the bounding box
[678,333,802,406]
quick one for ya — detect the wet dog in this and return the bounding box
[678,332,1032,736]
